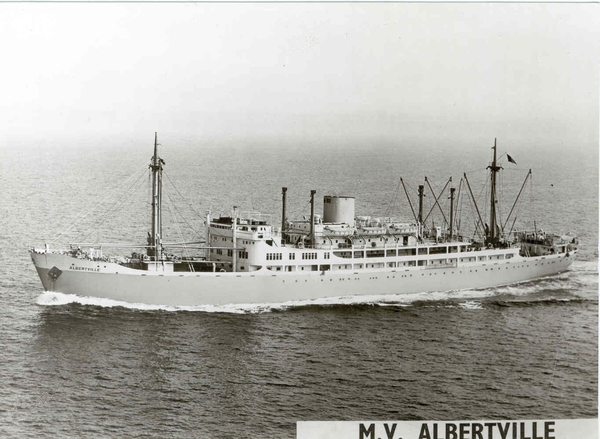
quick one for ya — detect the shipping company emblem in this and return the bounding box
[47,266,62,281]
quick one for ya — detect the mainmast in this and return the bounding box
[487,138,502,245]
[149,132,165,260]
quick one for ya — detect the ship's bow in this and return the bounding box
[30,250,62,291]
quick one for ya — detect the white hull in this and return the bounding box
[30,251,576,306]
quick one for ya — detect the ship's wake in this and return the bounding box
[35,289,499,313]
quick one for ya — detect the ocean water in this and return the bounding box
[0,138,597,438]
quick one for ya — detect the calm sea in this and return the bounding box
[0,138,597,438]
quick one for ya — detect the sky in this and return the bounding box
[0,2,597,153]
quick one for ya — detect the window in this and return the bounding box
[398,249,417,256]
[333,251,353,259]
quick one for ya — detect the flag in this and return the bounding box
[507,154,517,165]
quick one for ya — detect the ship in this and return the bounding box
[30,134,579,306]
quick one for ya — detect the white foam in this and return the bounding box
[36,292,250,313]
[458,300,484,310]
[36,288,500,314]
[490,283,542,297]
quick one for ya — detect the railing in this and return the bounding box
[238,212,271,223]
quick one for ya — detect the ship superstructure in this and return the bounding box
[30,135,578,306]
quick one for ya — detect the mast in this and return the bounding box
[149,132,164,260]
[487,138,502,244]
[418,184,425,238]
[418,184,425,224]
[309,190,316,248]
[449,186,455,240]
[281,187,288,244]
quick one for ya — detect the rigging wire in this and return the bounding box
[465,194,481,240]
[50,161,151,245]
[424,177,451,228]
[78,170,150,244]
[401,180,422,223]
[288,198,312,222]
[496,166,507,234]
[163,169,204,219]
[477,173,489,226]
[163,188,195,272]
[455,179,463,235]
[383,178,403,218]
[453,178,463,236]
[462,173,485,241]
[506,191,524,239]
[162,183,202,237]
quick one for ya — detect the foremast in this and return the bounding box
[486,138,502,246]
[149,132,165,260]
